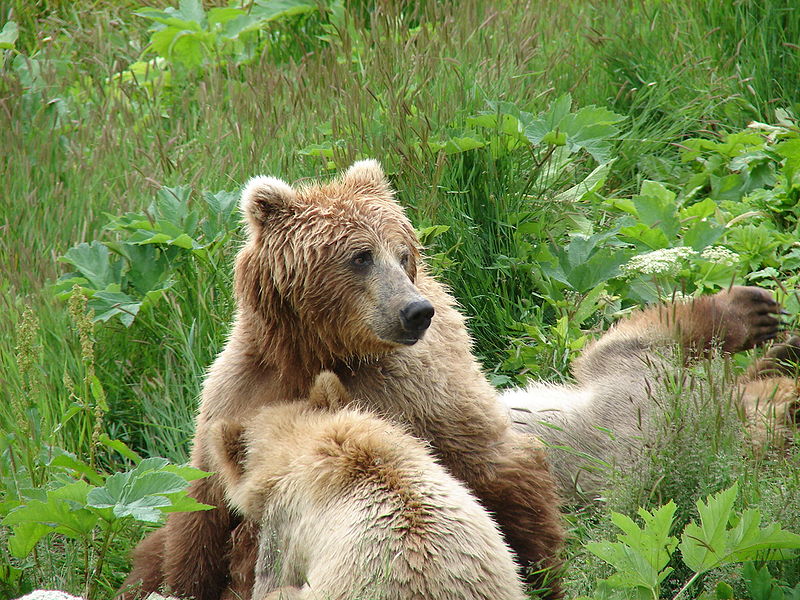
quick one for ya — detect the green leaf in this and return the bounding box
[684,219,725,251]
[160,494,215,513]
[416,225,451,246]
[60,242,121,290]
[177,0,206,25]
[89,291,141,327]
[542,129,567,146]
[553,161,614,203]
[0,20,19,49]
[633,181,680,240]
[618,223,670,250]
[98,434,142,464]
[86,458,193,523]
[162,464,213,481]
[679,484,800,574]
[7,521,50,559]
[48,454,104,486]
[250,0,319,22]
[90,375,108,411]
[112,243,170,295]
[742,563,785,600]
[3,482,99,552]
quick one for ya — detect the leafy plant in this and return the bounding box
[582,484,800,600]
[132,0,320,71]
[54,185,239,327]
[2,453,211,599]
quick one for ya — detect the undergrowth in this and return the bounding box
[1,0,799,597]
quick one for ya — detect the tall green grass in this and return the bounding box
[2,0,799,596]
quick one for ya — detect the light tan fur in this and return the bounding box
[207,373,527,600]
[120,160,564,600]
[502,286,796,499]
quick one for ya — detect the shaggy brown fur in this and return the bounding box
[207,372,528,600]
[119,161,564,600]
[503,286,796,499]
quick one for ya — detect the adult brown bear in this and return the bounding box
[119,161,564,600]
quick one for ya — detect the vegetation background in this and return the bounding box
[1,0,799,598]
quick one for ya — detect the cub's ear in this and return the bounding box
[208,420,247,482]
[342,159,390,194]
[240,175,298,232]
[308,370,350,411]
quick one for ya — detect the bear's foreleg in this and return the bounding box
[119,474,237,600]
[471,435,564,600]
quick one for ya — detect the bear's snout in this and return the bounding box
[400,299,435,336]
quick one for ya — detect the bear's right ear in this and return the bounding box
[308,371,350,411]
[240,175,298,232]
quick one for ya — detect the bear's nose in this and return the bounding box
[400,299,435,332]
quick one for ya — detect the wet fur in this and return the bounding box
[206,374,527,600]
[503,287,796,499]
[119,161,564,600]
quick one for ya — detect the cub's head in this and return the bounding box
[235,160,434,362]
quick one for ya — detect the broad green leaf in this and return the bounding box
[153,186,192,227]
[3,484,99,546]
[552,161,613,203]
[110,496,172,522]
[633,181,680,239]
[7,521,50,558]
[619,223,670,250]
[416,225,450,246]
[680,198,718,220]
[742,562,787,600]
[133,9,203,31]
[429,136,486,155]
[573,283,607,326]
[679,484,800,574]
[161,494,215,513]
[0,20,18,49]
[60,242,121,290]
[250,0,319,22]
[89,291,141,327]
[177,0,206,25]
[162,464,213,481]
[684,220,725,251]
[207,7,245,27]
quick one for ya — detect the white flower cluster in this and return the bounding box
[621,246,697,277]
[700,245,739,266]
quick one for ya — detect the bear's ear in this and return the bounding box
[342,159,390,194]
[209,420,247,481]
[240,175,298,231]
[308,370,350,411]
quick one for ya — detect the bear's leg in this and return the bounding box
[221,519,260,600]
[736,336,800,446]
[471,434,564,599]
[117,526,167,599]
[160,474,237,600]
[573,286,782,386]
[745,335,800,380]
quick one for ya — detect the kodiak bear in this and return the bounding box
[503,285,796,499]
[207,371,528,600]
[120,160,564,600]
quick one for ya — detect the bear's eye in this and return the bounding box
[351,250,373,269]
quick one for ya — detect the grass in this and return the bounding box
[1,0,799,597]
